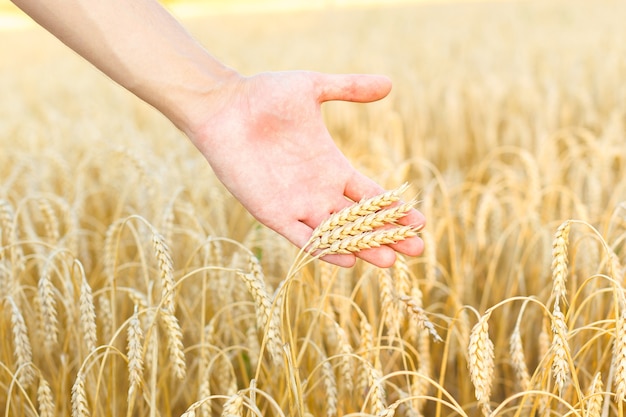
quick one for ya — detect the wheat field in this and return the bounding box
[2,0,626,416]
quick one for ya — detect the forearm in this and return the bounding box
[11,0,240,133]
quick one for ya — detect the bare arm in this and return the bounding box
[10,0,236,132]
[11,0,425,267]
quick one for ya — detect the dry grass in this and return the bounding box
[2,0,626,415]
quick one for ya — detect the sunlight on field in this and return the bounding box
[2,0,626,416]
[0,0,515,31]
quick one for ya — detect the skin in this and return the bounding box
[11,0,426,268]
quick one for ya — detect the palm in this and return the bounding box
[191,71,424,267]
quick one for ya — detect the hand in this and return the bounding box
[188,71,425,268]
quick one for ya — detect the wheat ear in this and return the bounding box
[79,275,97,353]
[311,183,409,239]
[38,376,55,417]
[333,322,354,394]
[8,297,35,387]
[322,358,338,417]
[160,308,186,380]
[38,259,58,349]
[152,230,176,314]
[222,391,244,417]
[238,271,283,366]
[366,363,387,416]
[127,305,144,405]
[509,325,531,391]
[317,225,422,256]
[71,372,89,417]
[398,294,442,342]
[586,372,603,417]
[551,220,571,309]
[551,305,570,396]
[468,312,494,416]
[613,310,626,402]
[312,201,415,250]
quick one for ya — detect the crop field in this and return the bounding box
[2,0,626,416]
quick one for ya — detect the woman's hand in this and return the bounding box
[188,71,425,268]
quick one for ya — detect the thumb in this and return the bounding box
[313,73,392,103]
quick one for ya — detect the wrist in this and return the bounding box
[164,60,245,138]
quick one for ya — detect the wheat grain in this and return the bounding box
[468,312,494,416]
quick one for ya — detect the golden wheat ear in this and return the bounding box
[306,183,421,257]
